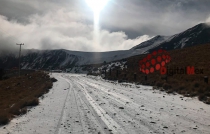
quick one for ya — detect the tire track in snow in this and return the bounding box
[76,89,108,134]
[73,78,126,134]
[54,76,72,134]
[72,85,85,134]
[77,78,162,133]
[78,75,210,134]
[59,76,86,134]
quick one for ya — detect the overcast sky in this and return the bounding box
[0,0,210,52]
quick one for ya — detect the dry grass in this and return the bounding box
[106,43,210,104]
[0,71,55,125]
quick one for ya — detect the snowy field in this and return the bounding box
[0,73,210,134]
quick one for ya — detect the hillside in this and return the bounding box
[147,23,210,52]
[100,43,210,104]
[0,71,55,125]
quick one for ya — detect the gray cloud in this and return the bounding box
[0,9,151,52]
[99,0,210,37]
[0,0,209,52]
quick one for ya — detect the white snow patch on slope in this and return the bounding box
[180,37,190,48]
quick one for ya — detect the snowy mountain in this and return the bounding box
[0,49,137,69]
[0,23,210,70]
[132,35,169,50]
[131,35,169,53]
[147,23,210,52]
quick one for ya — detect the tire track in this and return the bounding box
[72,86,85,134]
[73,78,126,134]
[54,76,72,134]
[79,75,210,134]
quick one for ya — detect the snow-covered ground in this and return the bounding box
[1,73,210,134]
[91,61,127,74]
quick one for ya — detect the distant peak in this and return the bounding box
[151,35,166,40]
[154,35,162,38]
[194,22,210,29]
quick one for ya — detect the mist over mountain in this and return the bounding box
[0,23,210,70]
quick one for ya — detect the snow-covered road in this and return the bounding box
[1,73,210,134]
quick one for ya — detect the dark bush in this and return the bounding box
[26,98,39,106]
[9,101,27,115]
[198,94,207,101]
[189,91,198,97]
[51,78,57,82]
[163,83,172,90]
[205,86,210,91]
[156,81,163,87]
[166,90,174,94]
[206,98,210,104]
[179,86,185,90]
[194,82,200,88]
[20,108,27,114]
[0,112,9,125]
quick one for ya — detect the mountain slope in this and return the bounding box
[148,23,210,52]
[0,49,137,69]
[131,35,169,53]
[0,23,210,70]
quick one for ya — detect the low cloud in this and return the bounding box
[206,15,210,23]
[0,9,151,52]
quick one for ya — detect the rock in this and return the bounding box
[119,107,124,109]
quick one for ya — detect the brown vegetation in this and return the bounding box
[0,71,55,125]
[105,43,210,104]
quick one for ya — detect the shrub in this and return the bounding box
[193,82,200,88]
[9,101,26,115]
[26,98,39,107]
[180,90,187,95]
[197,88,205,94]
[163,83,172,90]
[153,86,158,90]
[156,81,163,87]
[150,81,156,86]
[51,78,57,82]
[178,86,185,91]
[189,92,198,97]
[20,108,27,114]
[198,94,207,101]
[205,86,210,91]
[0,112,9,125]
[206,98,210,104]
[166,90,174,94]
